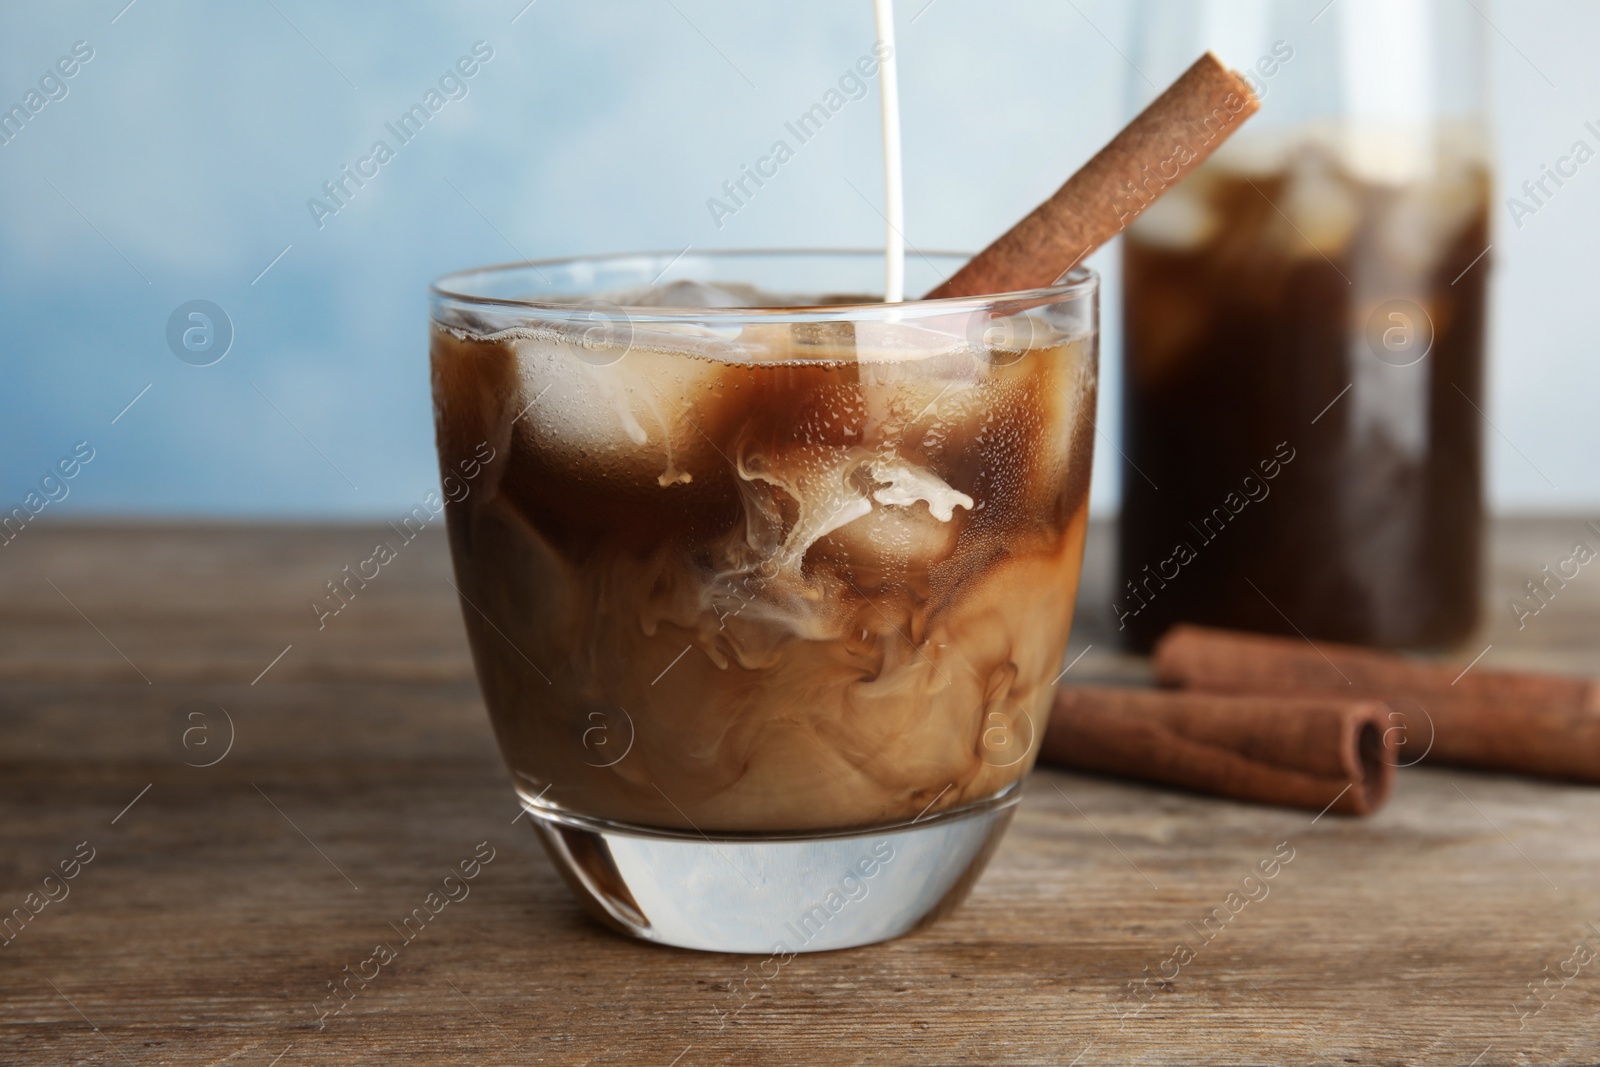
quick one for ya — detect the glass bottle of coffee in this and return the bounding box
[1117,0,1491,651]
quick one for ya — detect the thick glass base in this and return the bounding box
[525,786,1020,954]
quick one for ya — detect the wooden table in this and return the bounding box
[3,519,1598,1066]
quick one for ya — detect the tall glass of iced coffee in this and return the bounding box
[430,251,1097,952]
[1119,0,1491,651]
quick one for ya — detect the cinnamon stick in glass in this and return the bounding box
[1042,686,1395,816]
[1154,625,1600,783]
[926,52,1260,301]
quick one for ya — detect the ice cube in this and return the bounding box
[1375,164,1486,276]
[604,279,767,309]
[802,455,973,575]
[733,444,873,573]
[855,319,980,364]
[1280,160,1360,260]
[1130,182,1220,250]
[1213,133,1295,178]
[508,332,724,487]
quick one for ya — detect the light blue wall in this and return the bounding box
[1,0,1594,517]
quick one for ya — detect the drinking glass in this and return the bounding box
[1119,0,1490,651]
[430,250,1098,952]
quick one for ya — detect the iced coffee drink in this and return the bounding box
[430,252,1098,951]
[1119,128,1490,650]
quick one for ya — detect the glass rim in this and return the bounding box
[429,248,1098,324]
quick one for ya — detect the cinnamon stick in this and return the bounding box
[1154,626,1600,783]
[926,52,1260,301]
[1042,687,1395,816]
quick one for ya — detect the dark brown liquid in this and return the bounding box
[1118,152,1490,651]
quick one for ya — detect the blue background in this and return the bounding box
[2,0,1596,518]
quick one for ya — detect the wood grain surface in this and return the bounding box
[2,519,1599,1066]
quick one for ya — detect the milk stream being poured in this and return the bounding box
[874,0,905,302]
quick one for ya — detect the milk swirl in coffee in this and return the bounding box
[432,285,1096,832]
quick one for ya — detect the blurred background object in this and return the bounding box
[1,0,1595,522]
[1119,0,1492,649]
